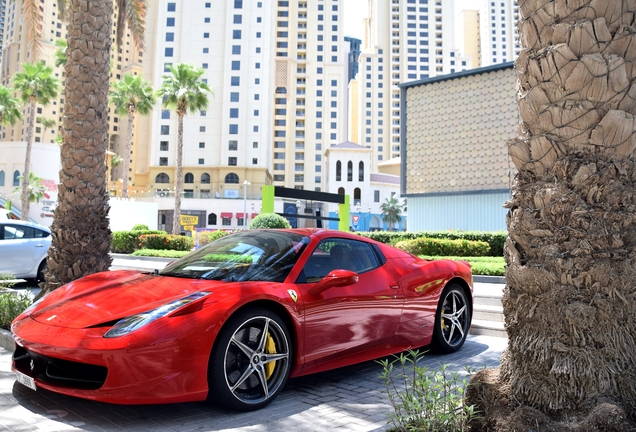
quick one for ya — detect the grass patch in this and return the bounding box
[421,256,505,276]
[131,249,191,259]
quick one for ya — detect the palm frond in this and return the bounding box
[22,0,43,60]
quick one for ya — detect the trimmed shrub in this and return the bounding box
[357,230,506,257]
[395,237,490,257]
[0,291,32,330]
[111,230,165,253]
[131,249,191,259]
[132,224,150,231]
[249,213,292,229]
[197,230,229,247]
[138,234,194,251]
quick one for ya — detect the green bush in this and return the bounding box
[111,230,165,253]
[249,213,291,229]
[138,234,194,251]
[379,350,478,432]
[132,224,150,231]
[197,230,229,247]
[0,291,32,330]
[395,237,490,257]
[0,274,16,290]
[357,231,506,257]
[131,249,190,259]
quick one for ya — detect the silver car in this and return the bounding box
[0,219,51,281]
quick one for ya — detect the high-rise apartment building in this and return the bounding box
[0,1,144,196]
[0,0,6,65]
[353,0,471,170]
[350,0,520,172]
[145,0,348,195]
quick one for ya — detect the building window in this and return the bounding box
[230,108,239,118]
[231,76,240,86]
[155,173,170,183]
[161,110,170,119]
[167,17,175,26]
[229,140,238,150]
[374,190,380,202]
[167,2,176,11]
[228,157,237,166]
[198,159,204,165]
[359,161,364,181]
[230,92,239,102]
[208,213,217,225]
[199,142,205,148]
[336,160,342,181]
[165,33,174,42]
[184,173,194,183]
[347,161,353,182]
[160,141,169,151]
[160,125,169,135]
[233,30,242,39]
[225,173,239,183]
[232,45,241,54]
[229,124,238,134]
[232,61,240,70]
[159,157,168,166]
[165,47,173,57]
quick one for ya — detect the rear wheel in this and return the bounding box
[208,308,291,411]
[36,260,47,283]
[431,283,471,353]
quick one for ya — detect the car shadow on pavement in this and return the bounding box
[7,337,501,432]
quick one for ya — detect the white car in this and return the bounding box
[0,219,51,281]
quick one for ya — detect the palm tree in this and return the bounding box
[467,1,636,428]
[37,117,56,143]
[12,62,59,221]
[0,85,23,129]
[380,197,403,231]
[14,172,46,205]
[158,63,211,235]
[53,39,67,67]
[40,0,147,297]
[109,74,155,199]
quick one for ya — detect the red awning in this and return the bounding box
[251,213,258,219]
[220,212,233,218]
[236,213,245,218]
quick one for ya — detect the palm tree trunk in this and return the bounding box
[121,106,135,199]
[20,98,36,221]
[172,113,184,235]
[500,0,636,418]
[42,0,113,294]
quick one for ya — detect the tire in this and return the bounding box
[36,260,47,283]
[208,307,292,411]
[431,283,471,353]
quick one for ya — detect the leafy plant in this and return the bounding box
[0,291,32,330]
[249,213,292,229]
[131,224,149,231]
[379,350,478,432]
[197,230,229,247]
[0,274,16,289]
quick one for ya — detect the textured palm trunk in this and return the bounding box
[19,97,37,221]
[121,105,135,199]
[172,112,184,235]
[500,0,636,418]
[43,0,112,294]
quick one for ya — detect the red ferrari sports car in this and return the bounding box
[11,229,473,411]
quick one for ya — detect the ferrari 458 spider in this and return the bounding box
[11,229,473,411]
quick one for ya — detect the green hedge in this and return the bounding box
[131,249,191,259]
[138,234,194,251]
[197,230,229,247]
[395,237,490,257]
[356,231,506,257]
[111,230,165,253]
[249,213,291,229]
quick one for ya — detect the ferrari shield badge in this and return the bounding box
[287,289,298,303]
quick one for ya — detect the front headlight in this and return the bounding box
[104,291,211,338]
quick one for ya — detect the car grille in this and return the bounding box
[13,345,108,390]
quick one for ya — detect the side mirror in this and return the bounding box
[309,269,359,295]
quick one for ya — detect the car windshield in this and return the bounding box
[160,230,311,282]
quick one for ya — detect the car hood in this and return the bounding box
[30,270,221,329]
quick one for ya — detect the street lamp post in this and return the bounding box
[243,180,251,228]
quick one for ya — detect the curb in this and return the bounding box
[0,327,14,353]
[110,253,174,263]
[473,275,505,284]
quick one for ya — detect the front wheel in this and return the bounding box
[431,283,471,353]
[208,308,292,411]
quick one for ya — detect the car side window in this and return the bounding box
[3,225,35,240]
[301,238,380,282]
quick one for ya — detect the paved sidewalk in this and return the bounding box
[0,335,506,432]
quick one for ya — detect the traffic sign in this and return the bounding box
[180,215,199,225]
[352,215,360,223]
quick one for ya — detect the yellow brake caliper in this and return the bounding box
[441,308,446,330]
[265,332,276,379]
